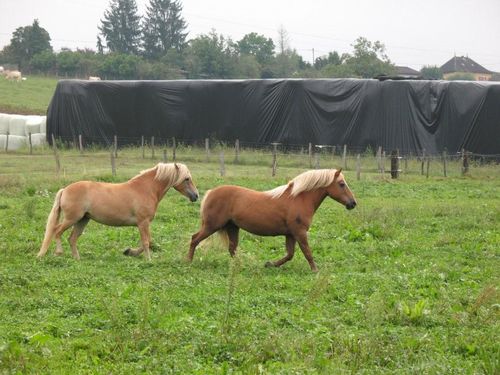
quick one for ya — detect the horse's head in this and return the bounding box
[172,163,199,202]
[326,169,357,210]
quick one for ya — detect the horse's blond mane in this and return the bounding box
[266,169,340,199]
[131,163,191,187]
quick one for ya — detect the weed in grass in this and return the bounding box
[400,299,428,323]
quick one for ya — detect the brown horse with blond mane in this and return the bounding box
[188,169,356,271]
[38,163,198,260]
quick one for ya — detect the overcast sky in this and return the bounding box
[1,0,499,71]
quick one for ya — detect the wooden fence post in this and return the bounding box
[421,149,426,175]
[462,149,469,175]
[381,151,386,179]
[308,142,312,167]
[342,144,347,170]
[219,151,225,177]
[390,149,400,179]
[426,157,430,178]
[151,136,155,159]
[163,148,167,162]
[79,134,83,154]
[28,132,32,155]
[356,154,361,180]
[377,146,382,172]
[51,134,61,176]
[110,149,116,176]
[172,137,176,161]
[234,139,240,163]
[114,135,118,158]
[442,150,447,177]
[4,131,9,152]
[205,138,210,162]
[271,143,279,177]
[141,135,145,159]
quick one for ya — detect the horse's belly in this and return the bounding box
[233,218,288,236]
[87,211,137,226]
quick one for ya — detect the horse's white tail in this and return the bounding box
[200,189,230,248]
[37,189,64,257]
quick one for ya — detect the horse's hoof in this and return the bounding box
[123,248,131,256]
[265,261,275,268]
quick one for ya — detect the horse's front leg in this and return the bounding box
[265,234,295,268]
[295,231,318,272]
[123,221,151,260]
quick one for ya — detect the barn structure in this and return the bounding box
[46,79,500,155]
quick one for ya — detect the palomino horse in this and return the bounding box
[38,163,198,260]
[188,169,356,272]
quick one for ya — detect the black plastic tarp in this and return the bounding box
[47,79,500,155]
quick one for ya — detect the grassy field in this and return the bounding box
[0,75,58,115]
[0,148,498,373]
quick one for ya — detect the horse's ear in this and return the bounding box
[334,168,342,179]
[174,163,179,170]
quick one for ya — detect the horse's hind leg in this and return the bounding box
[265,235,296,268]
[53,219,79,256]
[68,217,90,260]
[188,225,217,261]
[225,222,239,257]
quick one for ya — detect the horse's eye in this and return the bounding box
[185,177,190,182]
[339,182,346,188]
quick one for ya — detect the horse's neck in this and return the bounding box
[130,171,172,201]
[300,188,328,212]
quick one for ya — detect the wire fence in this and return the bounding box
[1,135,499,183]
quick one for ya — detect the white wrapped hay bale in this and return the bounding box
[8,115,27,136]
[0,113,11,134]
[25,116,43,135]
[8,135,27,150]
[39,116,47,134]
[0,134,26,150]
[30,133,47,146]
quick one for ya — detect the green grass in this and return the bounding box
[0,75,58,115]
[0,148,499,374]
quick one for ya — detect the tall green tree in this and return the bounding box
[186,30,237,78]
[236,33,275,65]
[345,37,395,78]
[314,51,343,70]
[3,19,52,70]
[30,50,56,73]
[99,0,142,54]
[142,0,188,59]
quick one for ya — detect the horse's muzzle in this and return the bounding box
[346,200,357,210]
[189,192,199,202]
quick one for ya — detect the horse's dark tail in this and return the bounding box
[37,188,64,257]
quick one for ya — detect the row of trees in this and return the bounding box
[0,0,460,80]
[0,26,397,79]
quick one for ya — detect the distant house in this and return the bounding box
[395,66,421,78]
[440,56,493,81]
